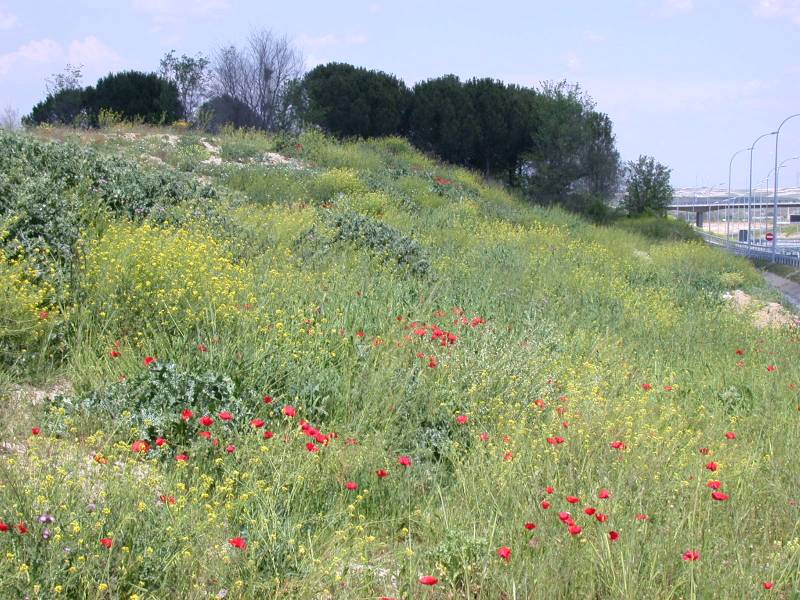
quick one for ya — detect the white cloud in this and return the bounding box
[659,0,694,15]
[0,6,18,30]
[564,52,581,71]
[753,0,800,24]
[584,31,607,44]
[297,33,369,51]
[0,37,123,83]
[67,37,124,82]
[0,39,61,76]
[130,0,229,27]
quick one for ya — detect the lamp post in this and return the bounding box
[749,131,777,250]
[728,147,751,241]
[773,114,800,261]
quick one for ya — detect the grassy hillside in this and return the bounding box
[1,125,798,599]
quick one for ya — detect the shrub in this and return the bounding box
[0,244,58,364]
[79,222,255,333]
[325,210,431,275]
[297,62,411,138]
[309,168,366,203]
[199,95,265,132]
[0,131,216,289]
[84,71,182,125]
[23,88,87,126]
[51,361,250,445]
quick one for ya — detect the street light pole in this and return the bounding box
[773,114,800,261]
[749,131,777,250]
[728,147,750,241]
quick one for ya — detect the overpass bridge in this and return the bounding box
[667,194,800,230]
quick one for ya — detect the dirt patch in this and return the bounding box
[8,379,73,406]
[200,138,220,154]
[723,289,799,329]
[261,151,304,169]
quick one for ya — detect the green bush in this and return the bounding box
[0,131,216,288]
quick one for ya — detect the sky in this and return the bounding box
[1,0,800,188]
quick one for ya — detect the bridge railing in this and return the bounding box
[697,231,800,268]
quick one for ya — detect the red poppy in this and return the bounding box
[546,486,554,494]
[197,343,208,352]
[144,356,156,366]
[724,431,736,440]
[198,431,211,439]
[229,537,247,550]
[306,442,318,452]
[175,454,189,462]
[642,383,652,391]
[398,455,412,467]
[699,447,710,455]
[356,330,365,338]
[219,411,233,421]
[562,421,569,428]
[541,501,551,509]
[635,514,648,521]
[566,495,580,504]
[345,481,358,491]
[735,349,745,356]
[264,430,274,439]
[250,418,265,428]
[181,409,193,421]
[131,440,150,453]
[497,546,511,561]
[376,469,389,478]
[427,356,438,368]
[419,576,438,586]
[109,350,121,358]
[568,524,582,536]
[263,395,273,404]
[610,440,626,450]
[558,511,572,522]
[479,432,489,442]
[682,550,700,561]
[456,415,468,425]
[711,491,729,501]
[199,415,214,427]
[155,437,166,447]
[595,513,609,522]
[159,495,176,505]
[767,365,777,372]
[524,522,536,530]
[663,385,673,391]
[705,461,718,471]
[547,436,565,445]
[503,451,514,462]
[16,522,27,534]
[31,427,40,436]
[100,537,113,548]
[225,444,236,454]
[707,480,722,489]
[283,405,297,417]
[763,582,774,590]
[598,489,610,499]
[0,521,8,532]
[584,507,596,515]
[609,531,620,542]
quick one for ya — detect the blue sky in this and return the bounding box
[2,0,800,188]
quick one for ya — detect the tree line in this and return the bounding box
[21,29,672,217]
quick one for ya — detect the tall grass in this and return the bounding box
[0,127,797,599]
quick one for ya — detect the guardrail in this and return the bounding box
[697,231,800,267]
